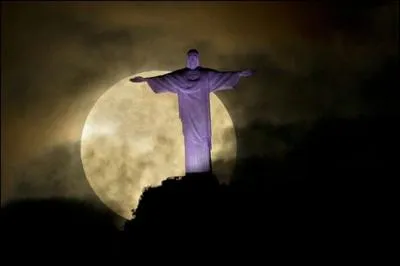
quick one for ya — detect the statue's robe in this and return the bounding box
[146,67,241,173]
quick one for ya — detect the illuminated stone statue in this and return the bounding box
[130,49,253,174]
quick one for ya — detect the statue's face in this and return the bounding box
[187,52,200,69]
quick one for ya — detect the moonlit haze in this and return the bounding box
[81,71,236,219]
[2,2,397,224]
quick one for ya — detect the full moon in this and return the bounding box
[81,71,237,219]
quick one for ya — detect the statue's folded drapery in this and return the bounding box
[146,67,241,173]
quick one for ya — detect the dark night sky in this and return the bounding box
[1,2,398,215]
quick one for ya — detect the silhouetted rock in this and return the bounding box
[1,116,392,259]
[125,173,224,237]
[121,115,393,257]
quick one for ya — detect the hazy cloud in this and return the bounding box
[1,2,398,212]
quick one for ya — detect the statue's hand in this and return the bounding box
[239,69,254,77]
[130,76,147,83]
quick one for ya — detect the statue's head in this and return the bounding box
[186,49,200,69]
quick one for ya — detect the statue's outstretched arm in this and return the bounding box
[129,71,181,83]
[130,71,183,94]
[238,69,254,77]
[130,73,165,83]
[208,68,254,92]
[130,76,147,83]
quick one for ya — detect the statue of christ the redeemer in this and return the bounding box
[130,49,253,174]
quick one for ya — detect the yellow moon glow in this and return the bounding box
[81,71,237,219]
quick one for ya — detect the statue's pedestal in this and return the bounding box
[174,171,219,185]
